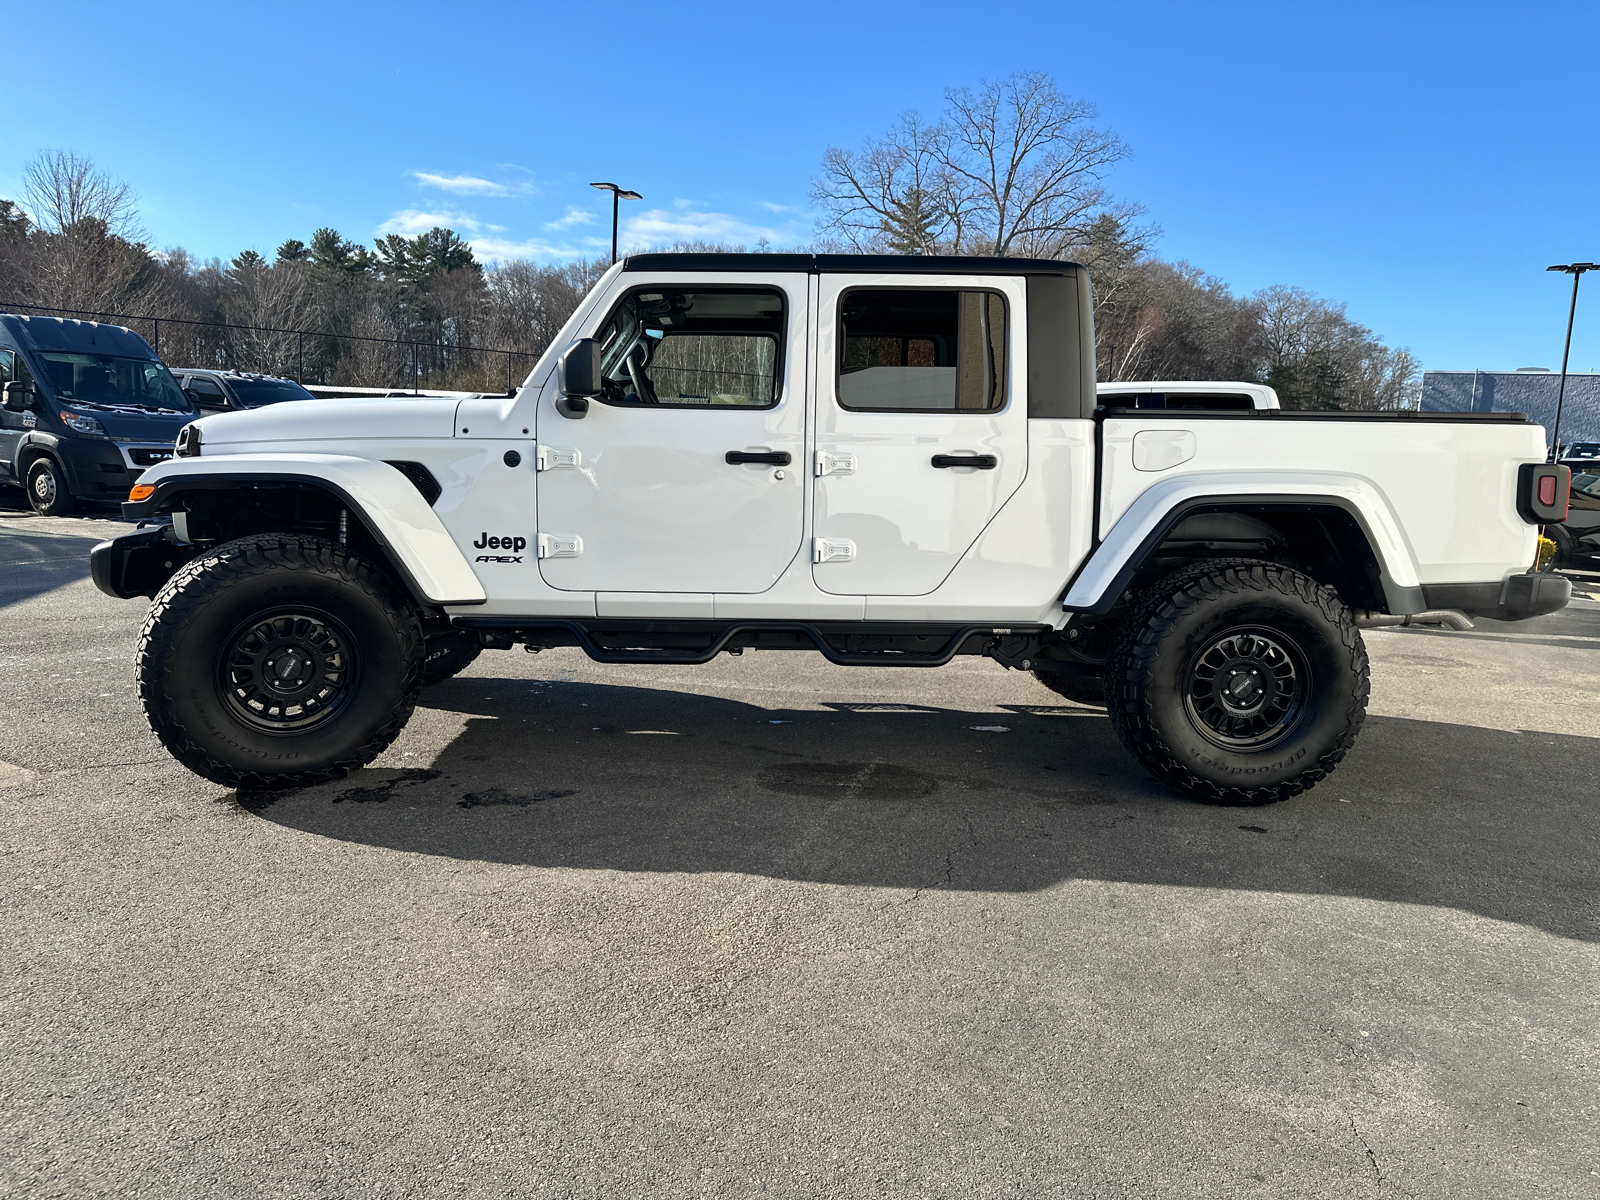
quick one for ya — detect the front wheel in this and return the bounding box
[1105,559,1369,805]
[26,458,75,516]
[138,533,423,789]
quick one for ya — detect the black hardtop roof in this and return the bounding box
[620,252,1083,276]
[0,313,159,359]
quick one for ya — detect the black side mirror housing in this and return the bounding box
[555,338,602,419]
[3,381,35,412]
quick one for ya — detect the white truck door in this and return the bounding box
[535,276,808,593]
[812,274,1028,596]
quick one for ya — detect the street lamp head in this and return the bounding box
[617,190,643,201]
[590,181,619,193]
[1548,262,1599,273]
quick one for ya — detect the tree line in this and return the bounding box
[0,151,606,392]
[1,78,1418,407]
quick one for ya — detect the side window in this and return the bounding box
[593,288,785,408]
[1,348,36,390]
[838,289,1007,411]
[188,377,228,406]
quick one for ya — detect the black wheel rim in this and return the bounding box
[1183,626,1309,751]
[219,609,360,733]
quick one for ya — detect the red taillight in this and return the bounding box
[1539,475,1557,507]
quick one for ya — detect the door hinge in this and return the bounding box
[537,533,583,559]
[814,450,857,477]
[536,445,582,471]
[813,537,856,564]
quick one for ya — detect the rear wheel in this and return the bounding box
[138,533,423,789]
[1105,559,1368,805]
[26,457,74,516]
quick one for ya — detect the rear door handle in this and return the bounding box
[726,451,792,465]
[931,454,997,469]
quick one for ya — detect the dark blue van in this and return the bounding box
[0,315,196,515]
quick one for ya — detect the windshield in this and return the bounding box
[37,352,191,412]
[228,378,316,407]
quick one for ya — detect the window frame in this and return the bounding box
[589,283,789,412]
[834,285,1011,415]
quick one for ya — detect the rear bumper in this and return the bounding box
[1422,573,1572,622]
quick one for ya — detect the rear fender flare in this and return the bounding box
[122,453,487,606]
[1064,473,1423,616]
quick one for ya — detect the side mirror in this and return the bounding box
[3,381,35,412]
[555,338,602,419]
[183,387,200,404]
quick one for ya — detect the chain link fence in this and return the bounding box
[0,301,537,394]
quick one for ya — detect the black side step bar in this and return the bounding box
[450,619,1043,668]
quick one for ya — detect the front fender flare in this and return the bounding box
[1064,472,1424,616]
[122,453,487,606]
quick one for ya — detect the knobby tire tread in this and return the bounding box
[137,533,423,790]
[1105,558,1369,806]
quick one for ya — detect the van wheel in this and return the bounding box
[421,632,482,684]
[26,458,75,516]
[1105,559,1369,805]
[137,533,423,790]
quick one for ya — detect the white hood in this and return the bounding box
[195,396,461,444]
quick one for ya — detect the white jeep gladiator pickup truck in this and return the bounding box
[90,253,1574,804]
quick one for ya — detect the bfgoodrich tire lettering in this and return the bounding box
[1105,559,1369,805]
[138,533,423,789]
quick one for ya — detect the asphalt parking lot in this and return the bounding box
[3,499,1597,1199]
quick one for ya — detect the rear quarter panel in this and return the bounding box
[1100,416,1546,584]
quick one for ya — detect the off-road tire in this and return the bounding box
[421,632,482,685]
[1031,669,1106,706]
[26,457,75,516]
[137,533,423,790]
[1104,558,1368,806]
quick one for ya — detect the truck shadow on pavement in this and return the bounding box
[0,525,112,609]
[240,675,1600,943]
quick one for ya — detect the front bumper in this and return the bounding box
[1422,573,1572,623]
[89,524,197,600]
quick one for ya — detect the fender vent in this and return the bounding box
[385,460,442,505]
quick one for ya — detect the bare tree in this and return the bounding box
[813,113,959,253]
[220,253,312,376]
[22,150,142,238]
[813,72,1132,257]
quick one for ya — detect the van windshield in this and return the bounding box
[36,352,192,412]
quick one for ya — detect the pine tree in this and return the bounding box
[880,188,940,255]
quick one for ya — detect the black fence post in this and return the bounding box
[298,332,304,384]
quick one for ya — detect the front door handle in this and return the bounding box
[726,451,792,466]
[931,454,997,469]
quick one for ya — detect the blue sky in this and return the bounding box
[4,1,1597,373]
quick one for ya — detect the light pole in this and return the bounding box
[590,182,643,264]
[1546,262,1598,462]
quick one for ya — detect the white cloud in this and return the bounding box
[377,208,484,237]
[620,201,801,250]
[544,206,598,231]
[754,200,800,214]
[468,235,602,264]
[412,171,537,198]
